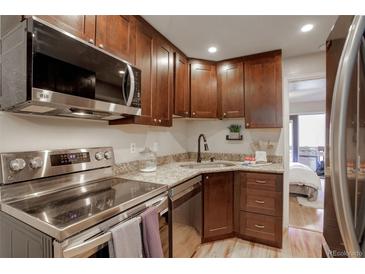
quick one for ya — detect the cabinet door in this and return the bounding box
[133,20,155,125]
[190,60,217,118]
[217,60,244,118]
[95,16,136,63]
[244,51,282,128]
[203,172,233,240]
[37,15,95,43]
[174,53,190,117]
[152,38,173,127]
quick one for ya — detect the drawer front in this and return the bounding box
[241,189,282,216]
[239,212,282,248]
[245,173,282,192]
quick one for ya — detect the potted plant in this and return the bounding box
[227,124,242,139]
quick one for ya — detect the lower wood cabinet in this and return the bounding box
[203,172,234,241]
[237,172,283,248]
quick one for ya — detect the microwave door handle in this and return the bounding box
[125,64,135,107]
[62,232,112,258]
[330,15,365,258]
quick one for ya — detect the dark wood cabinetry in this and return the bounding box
[37,15,96,43]
[203,172,233,241]
[244,50,282,128]
[217,59,244,118]
[237,172,283,248]
[95,16,136,63]
[174,53,190,117]
[152,38,174,126]
[190,60,218,118]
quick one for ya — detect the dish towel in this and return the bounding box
[108,216,143,258]
[141,206,164,258]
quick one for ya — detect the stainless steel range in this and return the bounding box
[0,147,168,258]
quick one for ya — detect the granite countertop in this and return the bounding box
[117,161,284,188]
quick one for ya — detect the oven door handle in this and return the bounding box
[62,232,112,258]
[122,64,135,107]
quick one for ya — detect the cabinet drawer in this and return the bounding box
[241,189,282,216]
[239,212,282,248]
[245,173,282,192]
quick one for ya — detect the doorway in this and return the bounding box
[287,77,326,233]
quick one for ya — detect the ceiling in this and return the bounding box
[289,78,326,103]
[142,15,338,60]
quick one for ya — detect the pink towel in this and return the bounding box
[141,206,164,258]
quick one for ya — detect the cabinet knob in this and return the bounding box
[205,176,209,179]
[185,111,189,115]
[246,123,250,127]
[158,119,162,123]
[88,38,94,44]
[223,113,227,117]
[99,44,104,49]
[192,112,196,116]
[153,118,157,122]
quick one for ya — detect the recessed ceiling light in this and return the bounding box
[208,46,217,53]
[301,24,314,32]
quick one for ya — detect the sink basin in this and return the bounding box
[180,162,236,169]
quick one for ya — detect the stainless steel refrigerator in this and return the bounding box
[324,15,365,258]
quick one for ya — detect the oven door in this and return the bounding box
[169,176,202,258]
[54,194,169,258]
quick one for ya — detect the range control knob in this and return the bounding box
[104,151,113,160]
[29,157,43,169]
[9,158,26,172]
[95,152,104,161]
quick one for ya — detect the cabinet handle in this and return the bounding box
[255,200,265,204]
[99,44,104,49]
[254,224,265,229]
[88,38,94,44]
[255,180,266,184]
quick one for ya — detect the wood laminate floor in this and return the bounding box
[193,227,323,258]
[289,179,324,233]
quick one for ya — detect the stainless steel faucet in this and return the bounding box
[197,134,209,163]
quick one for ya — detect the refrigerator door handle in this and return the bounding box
[329,15,365,258]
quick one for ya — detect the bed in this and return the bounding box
[289,162,321,201]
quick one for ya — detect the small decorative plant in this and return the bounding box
[228,124,242,139]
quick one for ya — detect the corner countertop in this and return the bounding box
[117,161,284,188]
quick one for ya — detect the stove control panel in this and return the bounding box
[0,147,114,185]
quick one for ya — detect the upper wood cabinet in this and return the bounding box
[244,50,282,128]
[95,16,136,63]
[37,15,96,43]
[190,60,218,118]
[152,37,174,126]
[203,172,234,241]
[174,53,190,117]
[217,59,244,118]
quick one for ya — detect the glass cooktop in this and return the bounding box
[8,178,164,229]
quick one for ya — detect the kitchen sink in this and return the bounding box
[179,162,237,169]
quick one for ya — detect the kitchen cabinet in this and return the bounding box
[37,15,96,43]
[174,53,190,117]
[190,60,218,118]
[244,50,282,128]
[152,37,174,126]
[203,172,234,241]
[217,59,244,118]
[237,172,283,248]
[95,16,136,63]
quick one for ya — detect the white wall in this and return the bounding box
[0,112,188,163]
[282,51,326,228]
[186,119,283,156]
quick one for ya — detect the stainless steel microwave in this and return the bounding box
[0,16,141,120]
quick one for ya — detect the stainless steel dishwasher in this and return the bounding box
[168,175,202,258]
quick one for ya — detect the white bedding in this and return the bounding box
[289,162,321,190]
